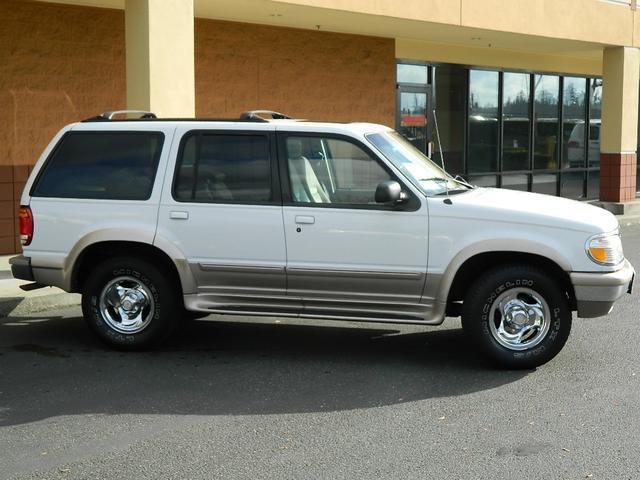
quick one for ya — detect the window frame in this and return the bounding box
[30,130,165,201]
[276,131,421,212]
[171,129,281,206]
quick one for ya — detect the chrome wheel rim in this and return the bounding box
[488,287,550,351]
[99,276,155,334]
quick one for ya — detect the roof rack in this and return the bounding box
[81,110,294,123]
[83,110,157,122]
[240,110,292,121]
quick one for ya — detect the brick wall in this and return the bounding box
[194,19,395,126]
[0,1,395,255]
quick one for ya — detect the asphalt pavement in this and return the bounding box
[1,225,639,479]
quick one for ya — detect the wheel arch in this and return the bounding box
[442,250,576,316]
[70,240,194,298]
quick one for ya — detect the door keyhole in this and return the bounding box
[296,227,302,233]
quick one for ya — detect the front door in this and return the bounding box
[279,132,429,319]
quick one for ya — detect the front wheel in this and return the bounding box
[461,265,572,369]
[81,257,181,350]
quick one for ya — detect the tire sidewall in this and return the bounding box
[82,258,177,349]
[464,267,571,368]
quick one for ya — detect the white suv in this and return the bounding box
[10,110,635,368]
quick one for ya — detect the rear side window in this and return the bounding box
[173,133,272,203]
[32,131,164,200]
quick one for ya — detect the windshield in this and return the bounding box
[366,131,471,196]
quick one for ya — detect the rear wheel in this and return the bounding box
[461,265,572,369]
[81,257,180,350]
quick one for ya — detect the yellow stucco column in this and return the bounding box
[125,0,195,117]
[600,46,639,203]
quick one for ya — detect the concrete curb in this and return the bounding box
[0,292,80,318]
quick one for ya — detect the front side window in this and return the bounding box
[285,136,391,205]
[174,133,271,203]
[33,131,164,200]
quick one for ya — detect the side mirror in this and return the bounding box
[375,180,407,204]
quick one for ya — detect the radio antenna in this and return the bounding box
[433,109,446,173]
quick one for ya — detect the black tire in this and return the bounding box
[461,264,572,369]
[81,256,181,350]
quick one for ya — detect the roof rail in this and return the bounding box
[83,110,157,122]
[240,110,292,121]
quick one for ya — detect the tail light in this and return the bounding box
[18,206,33,246]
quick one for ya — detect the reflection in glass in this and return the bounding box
[434,66,467,175]
[588,79,602,167]
[469,70,499,172]
[502,174,529,191]
[397,64,428,84]
[560,171,585,199]
[502,73,530,171]
[468,175,497,187]
[587,170,600,200]
[399,92,427,153]
[534,75,559,170]
[532,174,558,196]
[562,77,587,169]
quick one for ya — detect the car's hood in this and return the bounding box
[439,187,618,234]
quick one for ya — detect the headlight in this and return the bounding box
[586,232,624,266]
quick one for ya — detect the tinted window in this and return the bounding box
[286,136,391,205]
[534,75,560,170]
[562,77,587,169]
[33,132,164,200]
[174,133,271,202]
[469,70,499,173]
[502,72,531,171]
[433,65,466,175]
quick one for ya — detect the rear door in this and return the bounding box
[278,131,429,319]
[156,125,295,313]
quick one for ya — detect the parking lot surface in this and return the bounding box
[1,225,639,480]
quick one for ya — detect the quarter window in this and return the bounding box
[285,136,391,205]
[32,131,164,200]
[173,133,271,203]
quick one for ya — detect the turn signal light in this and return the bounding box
[587,247,607,263]
[18,206,33,246]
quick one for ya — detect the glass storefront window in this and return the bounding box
[560,171,585,199]
[395,61,602,199]
[532,174,558,196]
[397,64,428,84]
[502,174,529,191]
[587,170,600,200]
[468,175,498,187]
[433,66,466,176]
[562,77,587,169]
[534,75,560,170]
[469,70,499,173]
[588,79,602,167]
[502,72,531,171]
[399,91,427,153]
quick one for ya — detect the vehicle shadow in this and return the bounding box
[0,313,529,426]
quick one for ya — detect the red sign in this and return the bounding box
[401,114,426,127]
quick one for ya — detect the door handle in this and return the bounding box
[295,215,315,225]
[170,211,189,220]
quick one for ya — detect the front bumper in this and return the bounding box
[570,259,635,318]
[9,255,34,282]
